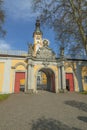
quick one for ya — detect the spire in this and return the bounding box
[33,19,43,36]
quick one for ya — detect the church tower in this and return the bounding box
[33,19,43,56]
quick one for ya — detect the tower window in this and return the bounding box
[36,37,40,40]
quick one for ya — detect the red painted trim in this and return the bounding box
[14,72,25,93]
[66,73,74,91]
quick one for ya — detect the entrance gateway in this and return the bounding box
[0,19,87,94]
[23,19,74,94]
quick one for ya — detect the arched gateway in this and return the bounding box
[26,19,66,93]
[26,41,59,93]
[37,68,55,92]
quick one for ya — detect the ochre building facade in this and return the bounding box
[0,20,87,94]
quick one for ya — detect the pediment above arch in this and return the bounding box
[36,46,56,60]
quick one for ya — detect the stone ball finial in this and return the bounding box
[43,39,49,47]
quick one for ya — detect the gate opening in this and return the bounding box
[37,68,55,92]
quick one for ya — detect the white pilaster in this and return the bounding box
[76,64,83,91]
[58,67,62,90]
[62,65,66,90]
[2,60,12,93]
[27,64,31,89]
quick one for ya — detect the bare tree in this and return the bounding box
[0,0,6,37]
[32,0,87,55]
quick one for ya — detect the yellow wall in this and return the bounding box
[0,62,4,93]
[16,65,25,70]
[1,56,87,93]
[10,69,14,93]
[12,59,26,70]
[65,67,73,72]
[41,72,47,84]
[82,66,87,91]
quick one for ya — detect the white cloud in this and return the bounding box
[0,40,11,50]
[4,0,38,21]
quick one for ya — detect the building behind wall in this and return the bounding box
[0,20,87,94]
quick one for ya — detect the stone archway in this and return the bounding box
[36,68,55,92]
[26,35,59,93]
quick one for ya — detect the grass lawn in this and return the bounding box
[80,91,87,95]
[0,94,10,101]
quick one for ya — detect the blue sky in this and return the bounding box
[0,0,57,54]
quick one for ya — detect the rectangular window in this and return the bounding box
[84,76,87,83]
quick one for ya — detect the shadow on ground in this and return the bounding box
[31,117,81,130]
[77,116,87,123]
[64,100,87,112]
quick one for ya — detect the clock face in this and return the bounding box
[36,35,40,40]
[36,36,40,44]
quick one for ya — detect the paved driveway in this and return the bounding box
[0,91,87,130]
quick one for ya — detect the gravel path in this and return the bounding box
[0,91,87,130]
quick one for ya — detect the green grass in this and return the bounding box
[80,91,87,95]
[0,94,10,101]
